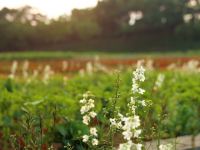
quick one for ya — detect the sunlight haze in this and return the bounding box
[0,0,99,18]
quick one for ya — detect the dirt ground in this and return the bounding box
[0,56,200,75]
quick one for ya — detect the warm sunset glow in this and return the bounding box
[0,0,99,18]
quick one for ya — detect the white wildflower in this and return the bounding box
[90,127,98,137]
[133,66,145,82]
[83,115,90,125]
[118,141,142,150]
[154,73,165,90]
[135,143,142,150]
[9,61,18,79]
[82,135,89,142]
[132,80,139,93]
[80,106,90,115]
[86,62,93,75]
[89,111,97,118]
[132,65,145,95]
[43,65,54,84]
[117,65,145,150]
[182,60,200,72]
[130,97,135,104]
[122,130,133,141]
[80,92,99,145]
[80,98,87,104]
[139,100,146,106]
[110,118,117,126]
[80,95,95,116]
[88,99,95,108]
[132,115,140,128]
[118,141,133,150]
[122,116,140,131]
[83,93,88,98]
[117,122,123,128]
[138,88,145,95]
[92,138,99,146]
[134,129,141,138]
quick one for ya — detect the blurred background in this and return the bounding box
[0,2,200,149]
[1,0,200,52]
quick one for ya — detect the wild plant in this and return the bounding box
[79,65,142,149]
[80,92,99,147]
[22,60,29,80]
[79,64,175,150]
[9,60,18,79]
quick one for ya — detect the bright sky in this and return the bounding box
[0,0,99,18]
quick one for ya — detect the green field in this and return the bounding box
[0,50,200,60]
[0,64,200,149]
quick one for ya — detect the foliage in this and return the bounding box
[1,0,200,50]
[0,68,200,149]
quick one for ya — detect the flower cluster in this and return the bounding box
[80,92,97,125]
[82,127,99,146]
[80,92,99,146]
[132,65,145,95]
[113,64,146,150]
[110,113,123,129]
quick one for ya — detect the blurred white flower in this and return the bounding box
[82,135,89,142]
[43,65,54,84]
[139,100,146,107]
[138,88,145,95]
[118,141,133,150]
[83,93,89,98]
[83,115,90,125]
[89,111,97,118]
[80,106,90,114]
[187,0,197,7]
[135,143,142,150]
[110,118,117,126]
[133,66,145,82]
[134,129,141,138]
[183,14,192,23]
[86,62,93,75]
[122,130,133,141]
[9,60,18,79]
[132,65,145,95]
[80,98,87,104]
[129,11,143,26]
[182,60,200,72]
[117,64,145,150]
[92,138,99,146]
[154,73,165,90]
[90,127,98,137]
[80,92,99,145]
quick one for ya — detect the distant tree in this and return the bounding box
[69,9,101,40]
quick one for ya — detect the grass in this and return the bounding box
[0,64,200,149]
[0,50,200,60]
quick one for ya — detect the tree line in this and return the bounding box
[0,0,200,51]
